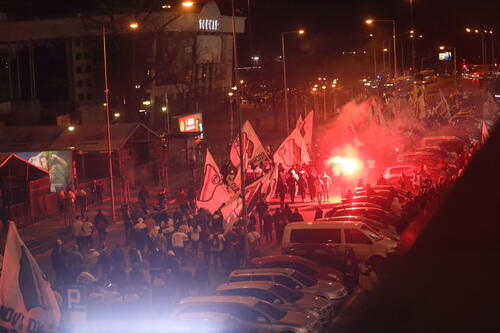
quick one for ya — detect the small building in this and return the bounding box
[0,153,51,226]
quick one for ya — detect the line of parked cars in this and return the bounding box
[167,252,352,333]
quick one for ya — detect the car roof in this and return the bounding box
[285,243,336,251]
[252,255,315,265]
[336,207,389,214]
[180,295,260,307]
[287,221,365,228]
[230,268,296,276]
[320,215,381,224]
[216,281,277,292]
[177,312,233,322]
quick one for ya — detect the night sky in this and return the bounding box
[5,0,500,82]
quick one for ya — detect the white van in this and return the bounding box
[281,221,397,266]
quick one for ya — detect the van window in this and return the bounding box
[345,229,372,244]
[253,275,272,281]
[290,229,341,244]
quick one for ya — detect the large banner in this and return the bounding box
[0,222,61,332]
[15,151,72,192]
[229,121,268,169]
[273,126,310,171]
[197,150,230,213]
[296,111,314,154]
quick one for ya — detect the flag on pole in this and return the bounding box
[481,121,490,145]
[0,222,61,333]
[229,121,268,168]
[273,126,310,171]
[482,93,498,120]
[296,112,314,154]
[197,151,230,213]
[296,114,303,127]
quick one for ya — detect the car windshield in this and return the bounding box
[361,225,383,241]
[270,284,303,303]
[292,271,316,287]
[255,301,287,321]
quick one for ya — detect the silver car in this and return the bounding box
[228,268,348,305]
[174,295,322,333]
[215,281,334,323]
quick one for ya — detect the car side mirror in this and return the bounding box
[273,299,282,304]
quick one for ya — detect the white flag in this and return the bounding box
[482,93,497,120]
[229,121,268,168]
[481,121,490,145]
[197,151,230,213]
[0,222,61,332]
[273,126,310,171]
[296,112,313,154]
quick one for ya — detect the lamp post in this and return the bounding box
[321,85,327,120]
[281,29,305,135]
[466,28,493,64]
[102,24,116,222]
[440,45,457,89]
[367,19,398,77]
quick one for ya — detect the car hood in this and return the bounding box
[297,293,330,308]
[279,310,317,327]
[308,280,348,299]
[378,238,398,249]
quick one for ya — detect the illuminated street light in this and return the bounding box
[383,48,388,52]
[161,106,167,112]
[142,100,151,106]
[466,28,471,32]
[321,85,327,90]
[114,113,120,118]
[68,125,75,132]
[282,28,306,134]
[365,18,398,77]
[182,1,194,7]
[311,87,317,92]
[129,22,139,29]
[419,35,423,38]
[228,91,234,97]
[438,45,457,89]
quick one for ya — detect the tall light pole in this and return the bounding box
[409,0,416,71]
[440,45,458,89]
[321,85,327,120]
[281,29,305,135]
[102,24,116,222]
[466,27,493,64]
[367,19,398,77]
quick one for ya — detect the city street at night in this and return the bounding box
[0,1,499,333]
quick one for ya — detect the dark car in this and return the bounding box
[333,207,396,226]
[324,202,383,218]
[341,195,391,209]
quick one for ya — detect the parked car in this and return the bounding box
[174,296,322,333]
[332,207,397,227]
[324,202,384,218]
[341,195,391,209]
[251,255,343,283]
[318,216,399,241]
[228,268,348,304]
[175,312,274,333]
[421,135,466,154]
[281,221,398,265]
[282,243,351,273]
[214,281,334,324]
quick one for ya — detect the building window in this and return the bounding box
[76,66,82,74]
[86,92,92,100]
[78,93,84,101]
[86,79,91,87]
[75,39,81,47]
[75,53,81,60]
[84,52,90,60]
[84,66,91,73]
[77,80,83,87]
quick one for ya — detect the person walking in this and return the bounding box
[262,210,274,244]
[76,186,88,217]
[133,217,148,251]
[290,208,304,222]
[277,173,288,209]
[298,172,308,202]
[72,216,84,250]
[247,226,261,258]
[80,217,94,253]
[313,206,323,221]
[121,204,132,244]
[90,180,98,205]
[138,186,149,211]
[255,199,268,232]
[50,240,67,285]
[286,172,298,204]
[208,229,225,270]
[172,226,188,264]
[94,209,109,245]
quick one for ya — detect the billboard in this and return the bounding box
[178,113,203,133]
[15,151,72,192]
[439,52,452,61]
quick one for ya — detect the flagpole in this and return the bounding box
[231,0,249,267]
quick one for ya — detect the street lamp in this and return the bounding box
[129,22,139,29]
[281,28,305,135]
[366,18,398,77]
[181,1,194,7]
[439,45,458,89]
[321,85,327,120]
